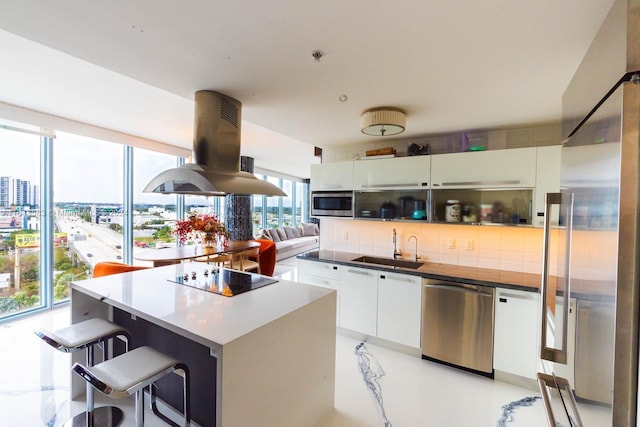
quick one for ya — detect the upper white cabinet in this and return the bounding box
[310,161,354,191]
[533,146,561,227]
[353,156,430,190]
[431,147,537,189]
[377,272,422,348]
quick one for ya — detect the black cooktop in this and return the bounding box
[169,268,278,297]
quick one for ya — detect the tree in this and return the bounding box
[21,253,39,281]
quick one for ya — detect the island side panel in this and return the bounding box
[113,308,217,427]
[219,291,336,427]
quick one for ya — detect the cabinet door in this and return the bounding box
[494,289,539,379]
[340,267,378,336]
[353,156,430,190]
[310,162,354,191]
[297,259,341,281]
[431,147,537,189]
[377,273,421,348]
[533,146,561,227]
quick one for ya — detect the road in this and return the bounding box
[56,218,153,268]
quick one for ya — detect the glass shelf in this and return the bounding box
[354,190,429,221]
[431,189,533,225]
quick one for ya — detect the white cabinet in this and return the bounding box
[533,146,561,228]
[494,288,539,379]
[377,272,422,348]
[431,147,537,189]
[353,156,430,190]
[297,259,341,324]
[339,266,378,336]
[310,161,354,191]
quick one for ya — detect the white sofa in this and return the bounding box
[255,223,320,261]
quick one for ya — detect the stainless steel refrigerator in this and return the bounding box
[537,1,640,424]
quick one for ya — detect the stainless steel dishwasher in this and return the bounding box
[421,279,495,376]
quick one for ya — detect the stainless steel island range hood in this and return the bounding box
[144,90,286,196]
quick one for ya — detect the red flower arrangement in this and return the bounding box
[174,213,229,246]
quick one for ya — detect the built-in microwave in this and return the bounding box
[311,191,354,217]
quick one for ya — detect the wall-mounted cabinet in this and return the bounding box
[430,147,537,189]
[310,161,354,191]
[311,147,560,227]
[353,156,430,190]
[431,189,533,225]
[354,190,429,221]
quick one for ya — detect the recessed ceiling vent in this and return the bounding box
[143,90,286,196]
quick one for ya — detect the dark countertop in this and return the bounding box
[297,250,615,301]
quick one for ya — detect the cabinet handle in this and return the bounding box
[498,292,536,301]
[381,275,414,283]
[439,180,521,186]
[346,269,374,276]
[499,297,508,303]
[360,183,425,188]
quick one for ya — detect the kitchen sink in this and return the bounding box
[351,255,424,269]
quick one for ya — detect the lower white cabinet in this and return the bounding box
[339,266,378,336]
[297,259,341,324]
[377,273,422,348]
[493,289,539,379]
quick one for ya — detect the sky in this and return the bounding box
[1,119,293,206]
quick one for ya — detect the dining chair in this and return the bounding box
[251,239,276,276]
[230,247,260,273]
[93,261,149,278]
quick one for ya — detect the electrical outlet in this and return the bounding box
[447,238,456,249]
[465,239,474,251]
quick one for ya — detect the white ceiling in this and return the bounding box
[0,1,614,179]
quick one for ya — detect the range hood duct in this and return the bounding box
[143,90,286,196]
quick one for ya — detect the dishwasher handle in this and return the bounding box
[424,283,494,298]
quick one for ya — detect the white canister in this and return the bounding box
[445,200,461,222]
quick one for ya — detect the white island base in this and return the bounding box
[70,262,337,427]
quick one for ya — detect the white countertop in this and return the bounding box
[71,262,335,348]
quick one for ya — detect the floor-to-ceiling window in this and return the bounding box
[251,173,309,235]
[132,147,180,254]
[52,132,124,301]
[0,120,42,319]
[0,116,309,322]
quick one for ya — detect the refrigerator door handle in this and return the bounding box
[540,192,572,364]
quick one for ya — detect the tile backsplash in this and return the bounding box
[318,218,617,280]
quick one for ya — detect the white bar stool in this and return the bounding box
[72,346,190,427]
[35,317,131,426]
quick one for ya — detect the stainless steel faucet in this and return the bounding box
[408,235,420,262]
[393,228,402,259]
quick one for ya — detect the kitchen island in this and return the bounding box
[70,262,337,427]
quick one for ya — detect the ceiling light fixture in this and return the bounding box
[360,107,406,136]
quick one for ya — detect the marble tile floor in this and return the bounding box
[0,257,611,426]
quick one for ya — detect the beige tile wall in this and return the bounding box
[318,218,617,280]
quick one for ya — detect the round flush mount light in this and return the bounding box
[360,108,406,136]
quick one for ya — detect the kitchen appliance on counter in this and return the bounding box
[311,191,353,217]
[379,201,396,219]
[398,196,414,218]
[412,199,427,219]
[421,279,495,376]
